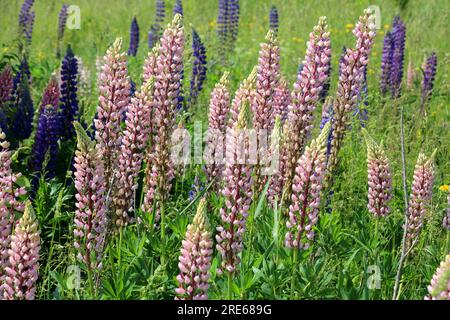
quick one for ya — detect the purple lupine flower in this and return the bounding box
[148,0,166,48]
[204,72,230,187]
[189,175,205,201]
[190,29,207,103]
[269,5,279,35]
[0,129,26,292]
[327,10,376,178]
[2,202,40,300]
[380,31,393,96]
[443,192,450,230]
[362,128,392,217]
[18,0,35,44]
[217,0,229,48]
[174,0,183,16]
[142,14,184,213]
[217,0,240,55]
[0,66,14,107]
[280,17,331,202]
[285,122,331,250]
[216,99,253,274]
[56,4,69,59]
[95,38,131,188]
[425,254,450,300]
[128,17,140,56]
[175,198,213,300]
[10,65,34,140]
[59,46,79,140]
[405,151,435,250]
[390,16,406,98]
[228,0,240,48]
[420,52,437,112]
[113,80,154,227]
[73,122,107,272]
[31,78,61,187]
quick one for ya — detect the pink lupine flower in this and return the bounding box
[0,129,26,282]
[94,38,131,187]
[425,254,449,300]
[327,9,376,177]
[143,44,160,83]
[405,151,435,250]
[406,60,415,90]
[285,121,331,250]
[273,77,290,123]
[175,198,213,300]
[216,99,253,274]
[228,67,257,127]
[362,129,393,217]
[2,202,40,300]
[73,122,107,271]
[444,192,450,230]
[113,79,154,227]
[143,14,185,213]
[205,72,230,186]
[281,16,331,201]
[266,115,283,206]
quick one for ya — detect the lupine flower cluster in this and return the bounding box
[362,129,392,217]
[327,10,376,180]
[217,0,240,54]
[272,77,290,123]
[285,122,331,250]
[380,16,406,98]
[174,0,183,16]
[405,151,435,250]
[10,65,34,140]
[143,14,184,213]
[269,6,279,35]
[175,198,213,300]
[1,202,40,300]
[216,100,253,274]
[148,0,166,48]
[420,52,437,112]
[128,17,140,57]
[190,29,207,103]
[279,16,331,202]
[18,0,35,44]
[425,254,450,300]
[205,72,230,187]
[59,46,79,140]
[113,80,154,227]
[73,122,107,271]
[95,38,131,188]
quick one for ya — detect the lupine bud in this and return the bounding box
[228,67,256,127]
[143,15,184,213]
[95,38,131,188]
[420,52,437,112]
[327,9,376,180]
[285,122,331,250]
[269,6,279,35]
[362,129,392,217]
[2,201,40,300]
[174,0,183,16]
[272,77,290,123]
[425,254,450,300]
[216,99,253,274]
[18,0,35,44]
[190,29,207,103]
[175,198,213,300]
[205,73,230,186]
[113,80,155,227]
[73,122,107,271]
[405,151,436,250]
[59,46,79,139]
[128,17,140,57]
[380,31,393,96]
[0,129,26,286]
[390,16,406,98]
[281,16,331,202]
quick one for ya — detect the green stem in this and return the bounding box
[290,249,298,300]
[227,272,233,300]
[445,232,449,256]
[160,202,166,265]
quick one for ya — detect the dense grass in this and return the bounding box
[0,0,449,300]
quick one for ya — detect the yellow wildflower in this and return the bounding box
[439,185,449,192]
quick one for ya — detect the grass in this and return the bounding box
[0,0,449,300]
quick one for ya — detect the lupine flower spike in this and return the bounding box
[59,46,79,139]
[18,0,35,44]
[128,17,140,56]
[56,4,69,58]
[390,16,406,98]
[148,0,166,48]
[0,66,14,107]
[190,29,207,103]
[362,129,392,217]
[11,67,34,140]
[269,6,279,35]
[175,198,213,300]
[380,31,393,96]
[142,14,184,213]
[95,38,131,189]
[285,122,331,250]
[217,0,240,57]
[327,9,376,181]
[405,150,436,250]
[425,254,450,300]
[174,0,183,16]
[272,77,290,123]
[228,67,256,127]
[205,72,230,187]
[73,122,107,272]
[216,99,253,274]
[2,201,40,300]
[420,52,437,113]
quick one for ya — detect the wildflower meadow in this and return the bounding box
[0,0,449,302]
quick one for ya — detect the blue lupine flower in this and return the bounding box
[148,0,166,48]
[18,0,35,44]
[190,29,207,103]
[217,0,240,54]
[421,52,437,111]
[269,6,279,34]
[174,0,183,16]
[390,16,406,98]
[128,17,140,56]
[189,175,205,201]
